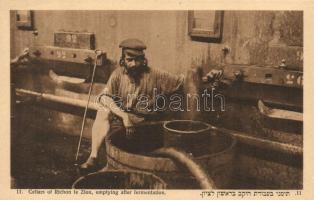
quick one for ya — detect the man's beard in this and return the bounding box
[125,65,145,78]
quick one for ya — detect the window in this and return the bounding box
[16,10,33,29]
[188,11,223,42]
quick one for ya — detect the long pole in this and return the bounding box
[74,52,100,163]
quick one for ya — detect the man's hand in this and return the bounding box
[202,69,224,82]
[122,115,135,139]
[99,95,144,139]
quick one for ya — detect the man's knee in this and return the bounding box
[95,108,111,121]
[92,109,111,134]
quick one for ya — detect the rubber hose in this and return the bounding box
[153,147,216,189]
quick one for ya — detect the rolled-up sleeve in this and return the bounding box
[158,70,185,95]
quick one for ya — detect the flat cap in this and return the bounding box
[119,38,147,51]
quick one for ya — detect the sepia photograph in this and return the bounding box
[9,10,303,192]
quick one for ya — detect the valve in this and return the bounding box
[32,50,41,57]
[84,56,93,64]
[279,59,287,69]
[233,70,244,81]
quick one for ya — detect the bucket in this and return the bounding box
[72,170,167,189]
[163,120,211,152]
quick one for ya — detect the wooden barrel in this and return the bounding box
[105,121,236,189]
[72,170,167,189]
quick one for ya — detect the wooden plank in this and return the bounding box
[203,81,302,109]
[258,100,302,122]
[215,126,303,156]
[29,46,106,65]
[223,65,303,88]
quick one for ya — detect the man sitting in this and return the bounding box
[80,38,222,170]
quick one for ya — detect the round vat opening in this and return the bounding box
[108,121,234,157]
[72,170,167,189]
[109,122,164,155]
[163,120,210,134]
